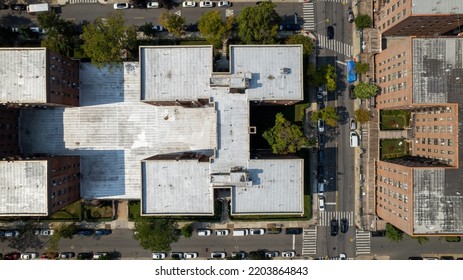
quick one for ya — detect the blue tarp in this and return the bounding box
[347,60,356,83]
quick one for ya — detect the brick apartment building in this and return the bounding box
[375,0,463,36]
[0,48,81,217]
[374,37,463,235]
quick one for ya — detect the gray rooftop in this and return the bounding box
[413,169,463,234]
[411,0,463,15]
[0,160,48,216]
[142,160,213,215]
[0,48,47,104]
[20,62,217,199]
[231,159,304,215]
[412,38,463,104]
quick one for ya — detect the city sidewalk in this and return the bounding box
[53,0,306,6]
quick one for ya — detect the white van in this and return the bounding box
[317,182,324,196]
[232,229,249,236]
[319,197,325,211]
[350,131,359,147]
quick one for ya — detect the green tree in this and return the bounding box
[54,223,77,239]
[385,223,404,242]
[354,14,372,29]
[237,1,280,44]
[307,64,325,87]
[198,11,235,48]
[133,218,179,252]
[262,113,309,155]
[325,64,337,91]
[38,12,82,57]
[353,82,378,99]
[444,236,461,242]
[82,12,137,69]
[354,109,371,124]
[180,223,193,238]
[159,12,185,37]
[354,62,370,74]
[286,34,314,57]
[310,107,339,127]
[139,23,157,38]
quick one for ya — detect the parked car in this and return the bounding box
[250,228,265,235]
[10,4,27,11]
[346,7,355,23]
[210,252,226,259]
[350,131,359,147]
[218,1,231,7]
[340,218,349,233]
[197,229,212,236]
[184,252,198,259]
[152,25,164,32]
[318,134,325,148]
[282,250,296,258]
[409,257,423,260]
[279,24,301,31]
[265,251,279,258]
[77,252,93,260]
[339,253,347,260]
[318,119,325,133]
[4,230,20,237]
[40,229,54,236]
[182,1,196,7]
[59,252,76,259]
[330,219,339,236]
[317,165,324,179]
[318,196,325,211]
[146,2,160,8]
[231,251,247,259]
[440,256,454,260]
[20,252,39,260]
[285,228,303,235]
[327,25,334,39]
[348,84,355,99]
[152,252,166,259]
[318,149,324,163]
[371,231,386,237]
[199,1,214,8]
[349,118,357,130]
[266,228,282,234]
[113,3,130,9]
[95,229,112,236]
[29,27,46,34]
[170,252,184,259]
[183,24,199,32]
[93,252,109,260]
[75,229,94,236]
[317,87,325,101]
[4,252,21,260]
[215,229,230,236]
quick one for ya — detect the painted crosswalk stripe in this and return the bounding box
[317,34,353,57]
[355,230,371,255]
[302,227,317,255]
[302,2,315,31]
[69,0,98,4]
[318,211,354,226]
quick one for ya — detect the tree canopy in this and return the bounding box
[159,12,185,37]
[306,63,325,87]
[385,223,404,242]
[133,218,179,252]
[354,62,370,74]
[82,12,137,69]
[354,14,372,29]
[180,223,193,238]
[198,11,234,48]
[263,113,309,155]
[325,64,337,91]
[286,34,315,57]
[310,107,339,127]
[38,11,81,57]
[353,82,378,99]
[354,109,371,124]
[237,1,280,44]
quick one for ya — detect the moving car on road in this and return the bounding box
[340,218,349,233]
[330,219,339,236]
[327,26,334,39]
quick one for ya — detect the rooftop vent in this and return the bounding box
[280,67,291,74]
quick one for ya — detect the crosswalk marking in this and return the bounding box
[318,211,354,226]
[316,0,349,3]
[69,0,98,4]
[302,227,317,255]
[355,230,371,255]
[317,257,355,260]
[317,34,353,57]
[302,2,315,31]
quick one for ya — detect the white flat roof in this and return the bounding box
[142,160,213,215]
[231,159,304,215]
[0,161,48,216]
[0,48,47,104]
[230,45,303,101]
[140,46,213,101]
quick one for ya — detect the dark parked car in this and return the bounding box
[348,84,355,99]
[317,165,324,180]
[10,4,27,11]
[77,252,93,260]
[318,150,324,163]
[408,257,423,260]
[440,256,454,260]
[327,26,334,39]
[183,24,199,32]
[4,252,21,260]
[340,218,348,233]
[371,231,386,237]
[75,229,94,236]
[279,24,301,31]
[346,7,355,23]
[318,134,325,147]
[330,219,339,236]
[95,229,112,236]
[59,252,76,259]
[285,228,303,235]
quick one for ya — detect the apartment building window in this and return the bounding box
[447,125,452,132]
[383,23,386,29]
[403,9,406,16]
[387,8,390,15]
[387,19,390,26]
[440,138,446,145]
[392,5,395,12]
[448,151,454,155]
[397,1,401,7]
[391,17,395,23]
[448,139,452,146]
